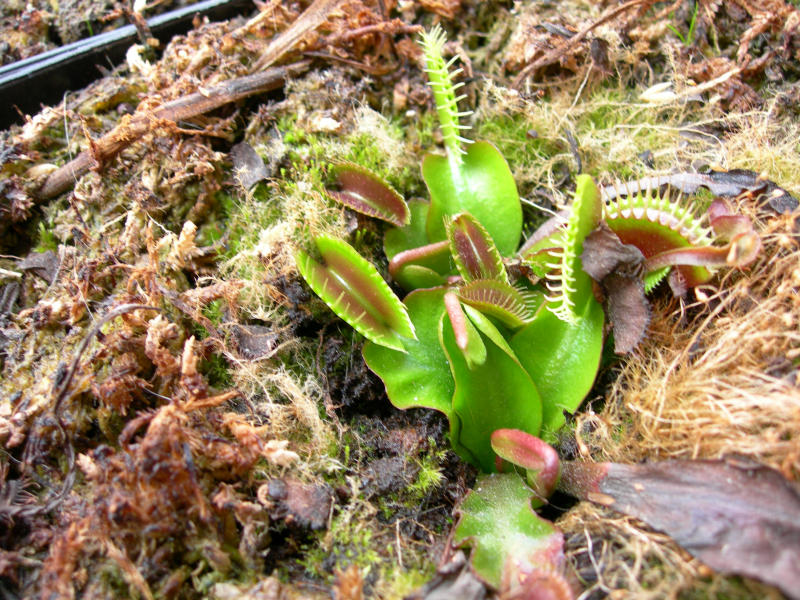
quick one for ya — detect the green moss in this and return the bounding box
[299,511,380,580]
[475,112,562,174]
[35,220,59,252]
[201,353,233,389]
[407,443,447,502]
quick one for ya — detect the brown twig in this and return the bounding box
[36,61,310,201]
[511,0,652,89]
[325,21,422,45]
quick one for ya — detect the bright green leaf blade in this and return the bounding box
[453,473,566,590]
[328,162,410,226]
[384,200,433,259]
[510,296,604,439]
[447,212,506,282]
[392,264,448,291]
[441,316,542,472]
[461,304,516,357]
[423,141,522,256]
[362,288,454,415]
[295,236,414,351]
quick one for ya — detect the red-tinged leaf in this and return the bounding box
[447,213,506,283]
[707,198,753,240]
[457,279,538,330]
[644,231,761,275]
[444,291,486,369]
[491,430,560,500]
[604,186,713,289]
[328,162,409,226]
[560,458,800,600]
[388,240,451,282]
[295,236,415,351]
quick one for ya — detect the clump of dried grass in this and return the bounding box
[561,502,786,600]
[560,168,799,596]
[587,209,800,477]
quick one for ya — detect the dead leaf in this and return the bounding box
[260,478,332,530]
[561,457,800,599]
[419,0,462,20]
[363,456,418,497]
[604,273,650,354]
[231,324,279,360]
[333,564,364,600]
[231,142,269,190]
[601,170,799,214]
[18,250,59,284]
[581,223,644,281]
[405,551,487,600]
[581,224,649,353]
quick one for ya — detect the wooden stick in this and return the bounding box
[36,61,309,200]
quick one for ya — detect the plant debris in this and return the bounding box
[231,142,271,190]
[262,477,333,530]
[560,457,800,600]
[601,169,800,215]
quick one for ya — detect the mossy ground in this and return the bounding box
[1,1,799,598]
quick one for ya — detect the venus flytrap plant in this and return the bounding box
[293,26,760,598]
[419,26,522,255]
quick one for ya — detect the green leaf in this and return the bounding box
[362,288,454,415]
[447,213,506,282]
[423,141,522,256]
[419,25,472,159]
[384,200,433,258]
[453,473,567,591]
[327,162,410,226]
[391,264,448,291]
[387,240,451,290]
[441,315,542,472]
[457,280,539,330]
[510,295,604,438]
[295,236,415,351]
[384,200,452,291]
